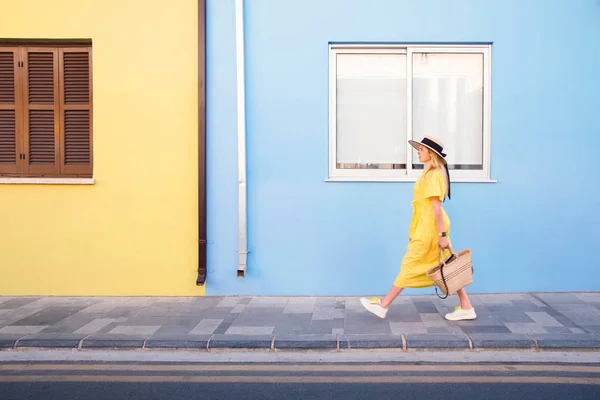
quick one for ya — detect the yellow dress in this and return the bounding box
[394,168,452,288]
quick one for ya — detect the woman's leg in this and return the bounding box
[456,288,473,310]
[380,285,404,308]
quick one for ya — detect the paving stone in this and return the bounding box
[420,313,450,328]
[532,333,600,349]
[491,309,536,324]
[0,325,49,334]
[229,307,283,326]
[511,300,545,311]
[527,297,547,308]
[385,306,422,323]
[189,319,222,335]
[78,300,122,314]
[345,313,391,334]
[312,307,335,320]
[70,318,112,335]
[192,307,234,320]
[552,305,600,326]
[209,334,273,349]
[0,298,41,309]
[533,293,586,305]
[573,293,600,303]
[478,294,525,304]
[132,305,190,319]
[145,334,211,349]
[469,333,536,349]
[152,322,203,336]
[414,301,438,314]
[101,307,143,319]
[426,327,450,334]
[16,333,86,348]
[225,326,274,335]
[180,297,222,311]
[0,298,16,305]
[309,319,344,334]
[343,298,367,311]
[273,313,312,335]
[11,306,86,326]
[216,297,240,308]
[247,297,288,307]
[274,334,337,349]
[37,316,98,334]
[283,306,315,314]
[315,298,338,308]
[405,334,470,349]
[81,334,147,349]
[389,322,428,335]
[334,300,345,310]
[213,313,240,334]
[342,334,403,349]
[543,309,580,328]
[0,308,46,325]
[504,323,547,334]
[525,312,563,327]
[231,304,246,313]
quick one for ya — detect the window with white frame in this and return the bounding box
[328,45,491,182]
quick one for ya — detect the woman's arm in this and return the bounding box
[430,197,449,249]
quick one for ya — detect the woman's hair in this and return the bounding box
[423,147,449,199]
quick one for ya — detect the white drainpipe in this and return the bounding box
[235,0,248,277]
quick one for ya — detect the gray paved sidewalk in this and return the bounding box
[0,292,599,351]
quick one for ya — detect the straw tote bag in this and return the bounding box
[426,247,474,299]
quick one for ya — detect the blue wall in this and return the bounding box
[206,0,600,296]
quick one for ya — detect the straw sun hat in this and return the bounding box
[408,136,447,164]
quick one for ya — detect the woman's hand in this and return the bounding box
[438,236,450,249]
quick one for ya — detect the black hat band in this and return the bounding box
[421,137,446,158]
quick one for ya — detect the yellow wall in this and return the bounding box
[0,0,204,295]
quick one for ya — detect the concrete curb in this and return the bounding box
[3,332,600,352]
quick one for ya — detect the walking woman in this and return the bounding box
[360,136,476,321]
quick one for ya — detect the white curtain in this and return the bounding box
[336,54,407,166]
[412,53,483,169]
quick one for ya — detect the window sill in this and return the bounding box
[0,178,95,185]
[325,176,497,183]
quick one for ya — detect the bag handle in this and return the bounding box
[434,247,453,300]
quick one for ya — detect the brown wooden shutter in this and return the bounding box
[22,48,60,176]
[0,47,22,175]
[59,47,92,176]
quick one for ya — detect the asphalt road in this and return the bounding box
[1,362,599,400]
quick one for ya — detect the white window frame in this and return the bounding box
[327,44,493,183]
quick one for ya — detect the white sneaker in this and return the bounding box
[360,297,388,319]
[445,306,477,321]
